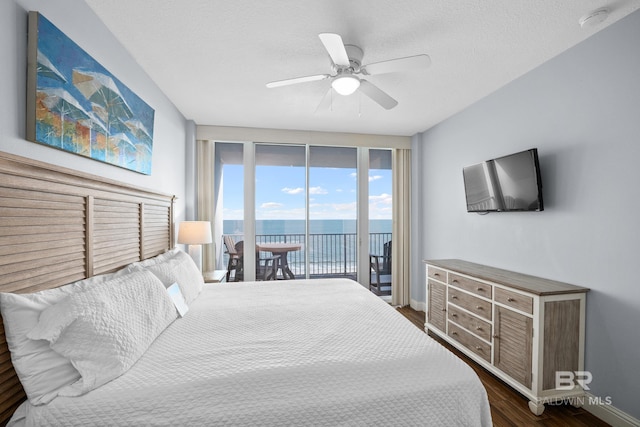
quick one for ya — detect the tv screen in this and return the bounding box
[463,148,544,212]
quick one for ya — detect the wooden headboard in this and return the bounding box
[0,151,175,425]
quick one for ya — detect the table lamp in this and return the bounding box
[177,221,212,272]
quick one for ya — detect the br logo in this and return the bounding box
[555,371,592,390]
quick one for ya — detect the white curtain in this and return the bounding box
[196,140,215,273]
[391,148,411,306]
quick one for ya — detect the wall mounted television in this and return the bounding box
[462,148,544,212]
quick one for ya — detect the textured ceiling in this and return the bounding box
[85,0,640,136]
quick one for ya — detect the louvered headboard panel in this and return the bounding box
[0,151,175,426]
[143,203,172,258]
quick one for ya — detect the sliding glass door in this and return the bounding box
[214,142,244,280]
[308,146,357,279]
[214,142,392,289]
[368,149,393,295]
[255,144,307,279]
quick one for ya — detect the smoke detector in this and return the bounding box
[579,9,609,29]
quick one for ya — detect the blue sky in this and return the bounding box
[222,165,392,220]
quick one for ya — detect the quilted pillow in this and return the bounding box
[145,250,204,305]
[27,269,177,398]
[121,247,180,273]
[0,270,129,405]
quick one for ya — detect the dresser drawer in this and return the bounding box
[448,305,492,342]
[449,273,493,299]
[448,287,492,321]
[427,266,447,282]
[448,322,491,363]
[495,287,533,315]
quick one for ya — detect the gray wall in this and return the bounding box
[0,0,188,221]
[412,10,640,418]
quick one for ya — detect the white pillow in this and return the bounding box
[0,270,128,405]
[121,248,180,273]
[27,269,177,397]
[145,250,204,304]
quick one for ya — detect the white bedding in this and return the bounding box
[16,278,492,426]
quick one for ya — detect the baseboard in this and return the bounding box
[583,393,640,427]
[410,298,426,314]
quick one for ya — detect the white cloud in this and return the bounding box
[332,202,357,211]
[369,193,392,204]
[309,186,328,195]
[261,202,283,209]
[256,207,305,220]
[282,187,304,195]
[369,193,392,219]
[369,175,383,182]
[222,208,244,220]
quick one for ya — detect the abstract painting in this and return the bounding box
[26,12,155,175]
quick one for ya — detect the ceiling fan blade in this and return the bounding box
[314,88,334,113]
[318,33,351,68]
[266,74,330,88]
[362,54,431,76]
[359,80,398,110]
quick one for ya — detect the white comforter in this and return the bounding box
[17,279,492,426]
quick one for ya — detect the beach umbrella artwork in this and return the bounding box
[78,111,107,157]
[109,117,133,135]
[73,69,135,161]
[39,87,90,149]
[37,50,67,83]
[125,119,153,144]
[72,70,134,134]
[28,13,155,174]
[110,133,136,167]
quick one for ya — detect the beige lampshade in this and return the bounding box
[177,221,212,245]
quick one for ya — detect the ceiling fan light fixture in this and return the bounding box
[332,75,360,96]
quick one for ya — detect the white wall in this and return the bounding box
[0,0,188,222]
[412,10,640,419]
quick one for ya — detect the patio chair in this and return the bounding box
[370,240,392,295]
[224,236,280,282]
[223,235,243,282]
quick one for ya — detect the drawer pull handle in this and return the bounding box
[451,313,458,317]
[434,273,440,277]
[451,331,458,336]
[493,334,499,339]
[476,287,484,292]
[451,295,458,299]
[476,327,483,331]
[475,346,483,351]
[507,297,515,302]
[476,305,483,310]
[452,279,458,283]
[441,308,447,312]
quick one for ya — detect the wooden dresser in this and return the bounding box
[424,259,589,415]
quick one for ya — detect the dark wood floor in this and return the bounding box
[396,306,610,427]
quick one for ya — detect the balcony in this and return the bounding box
[222,232,392,280]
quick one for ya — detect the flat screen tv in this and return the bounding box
[463,148,544,212]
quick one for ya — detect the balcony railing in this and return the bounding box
[223,232,392,279]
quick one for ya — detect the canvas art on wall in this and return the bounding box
[26,12,155,175]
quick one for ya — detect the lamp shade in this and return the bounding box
[177,221,212,245]
[332,75,360,96]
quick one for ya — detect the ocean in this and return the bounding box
[224,219,391,235]
[223,219,392,276]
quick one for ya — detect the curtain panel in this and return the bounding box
[391,148,411,306]
[196,140,215,273]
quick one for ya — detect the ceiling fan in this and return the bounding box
[266,33,431,110]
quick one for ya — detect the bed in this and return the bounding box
[0,152,492,426]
